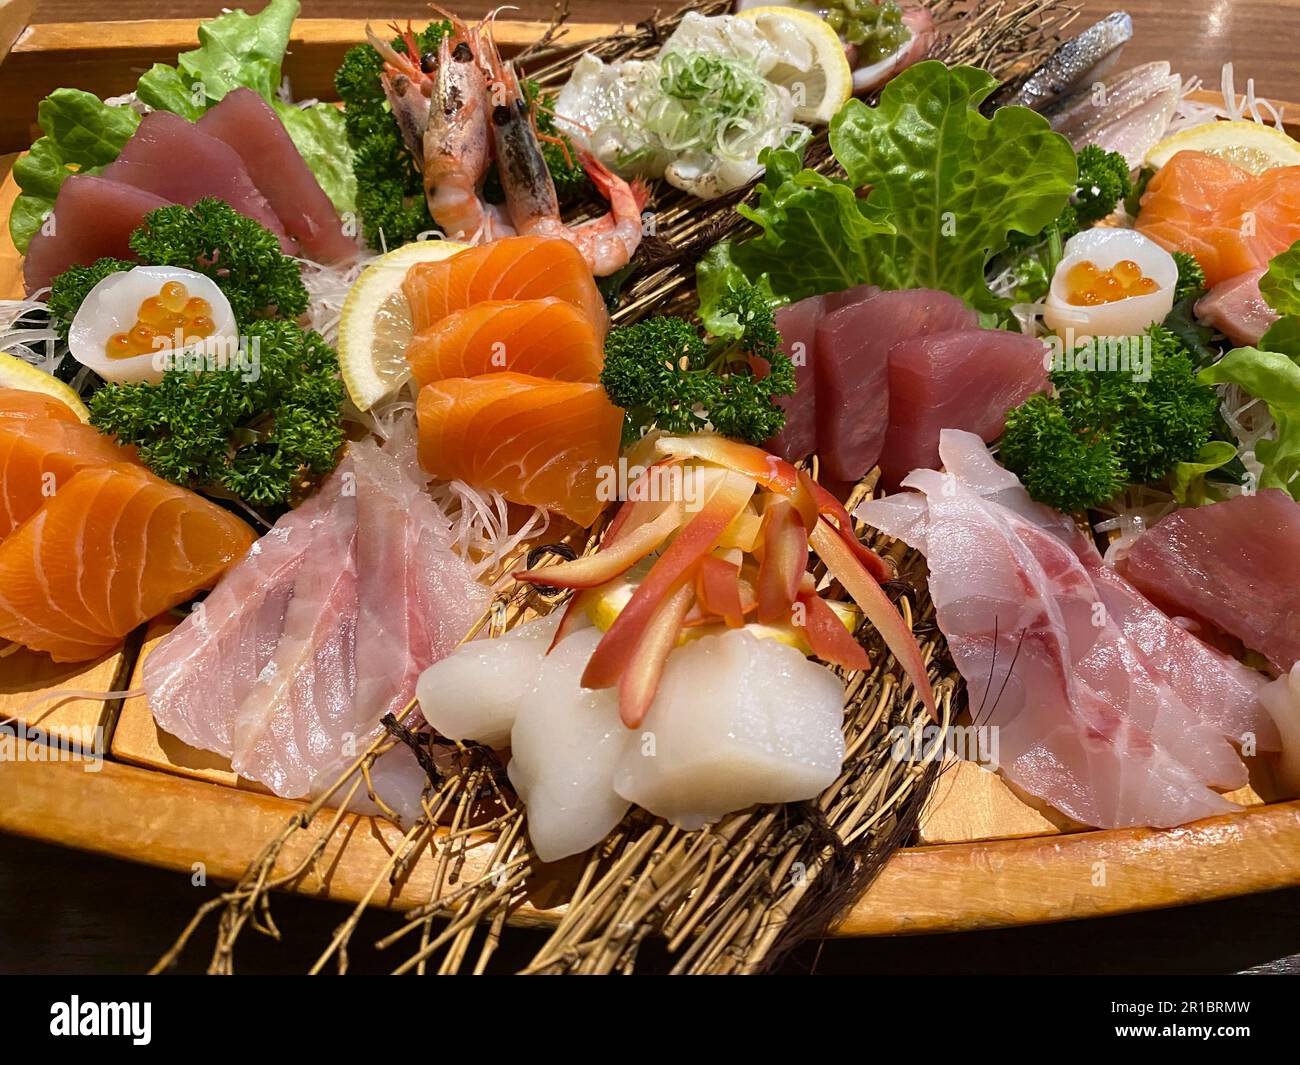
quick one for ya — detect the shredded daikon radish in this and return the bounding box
[298,251,377,350]
[1092,485,1178,564]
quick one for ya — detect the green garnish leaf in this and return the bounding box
[1170,440,1239,507]
[1199,346,1300,499]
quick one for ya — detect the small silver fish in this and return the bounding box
[995,12,1134,112]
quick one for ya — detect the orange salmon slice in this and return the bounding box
[0,463,255,662]
[1136,150,1300,286]
[0,415,140,540]
[416,372,623,527]
[402,236,609,337]
[405,298,605,387]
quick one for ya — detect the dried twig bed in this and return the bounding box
[154,0,1077,976]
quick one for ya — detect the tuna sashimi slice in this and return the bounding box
[760,294,823,464]
[877,327,1048,485]
[102,111,297,255]
[1194,268,1278,347]
[856,431,1272,828]
[198,88,358,264]
[813,288,976,482]
[144,434,489,800]
[21,175,172,293]
[1119,489,1300,673]
[0,464,253,662]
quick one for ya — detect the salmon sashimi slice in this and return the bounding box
[0,464,255,662]
[0,415,139,539]
[0,388,81,423]
[416,372,622,527]
[1136,150,1300,286]
[405,298,604,387]
[402,236,609,337]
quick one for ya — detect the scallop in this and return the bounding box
[68,265,237,385]
[1043,228,1178,340]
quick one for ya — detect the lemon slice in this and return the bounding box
[337,239,468,411]
[1146,120,1300,176]
[738,6,854,125]
[0,352,90,421]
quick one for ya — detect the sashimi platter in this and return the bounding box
[0,0,1298,975]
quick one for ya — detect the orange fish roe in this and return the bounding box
[1064,259,1160,307]
[106,281,216,359]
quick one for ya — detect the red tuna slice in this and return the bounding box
[813,288,976,482]
[22,175,172,294]
[877,327,1048,485]
[822,282,881,312]
[102,111,298,255]
[198,89,358,264]
[759,294,824,464]
[1118,489,1300,673]
[1195,268,1278,347]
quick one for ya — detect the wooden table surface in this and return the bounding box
[23,0,1300,104]
[4,0,1300,975]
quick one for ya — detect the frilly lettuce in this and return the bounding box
[1258,240,1300,357]
[1199,347,1300,499]
[713,62,1077,314]
[10,0,354,253]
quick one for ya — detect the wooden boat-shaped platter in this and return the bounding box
[0,4,1298,946]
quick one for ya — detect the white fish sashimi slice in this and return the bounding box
[613,629,846,831]
[144,434,487,807]
[507,627,632,863]
[417,613,565,749]
[1077,73,1183,169]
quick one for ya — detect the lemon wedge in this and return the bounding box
[0,352,90,421]
[1146,120,1300,176]
[337,239,468,411]
[737,6,854,125]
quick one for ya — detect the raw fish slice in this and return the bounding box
[145,470,349,756]
[884,429,1275,750]
[144,436,488,799]
[402,236,608,337]
[0,464,253,661]
[405,298,603,386]
[1137,151,1300,286]
[759,294,823,464]
[813,288,976,482]
[507,627,632,863]
[858,432,1257,827]
[0,388,81,422]
[102,111,297,255]
[1046,62,1172,139]
[876,327,1048,484]
[416,372,623,526]
[197,89,358,264]
[613,628,846,830]
[417,613,565,749]
[1071,71,1181,170]
[1119,489,1300,673]
[1195,268,1277,347]
[21,175,173,294]
[0,415,139,538]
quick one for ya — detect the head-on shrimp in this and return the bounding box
[422,8,513,243]
[365,22,433,161]
[481,28,648,276]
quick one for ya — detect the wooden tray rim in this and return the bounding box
[1,9,1298,942]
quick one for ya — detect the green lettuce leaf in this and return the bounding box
[1257,240,1300,357]
[8,89,141,252]
[1199,347,1300,499]
[1170,440,1238,506]
[828,62,1077,313]
[727,147,894,304]
[696,243,778,339]
[274,101,357,216]
[13,0,355,247]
